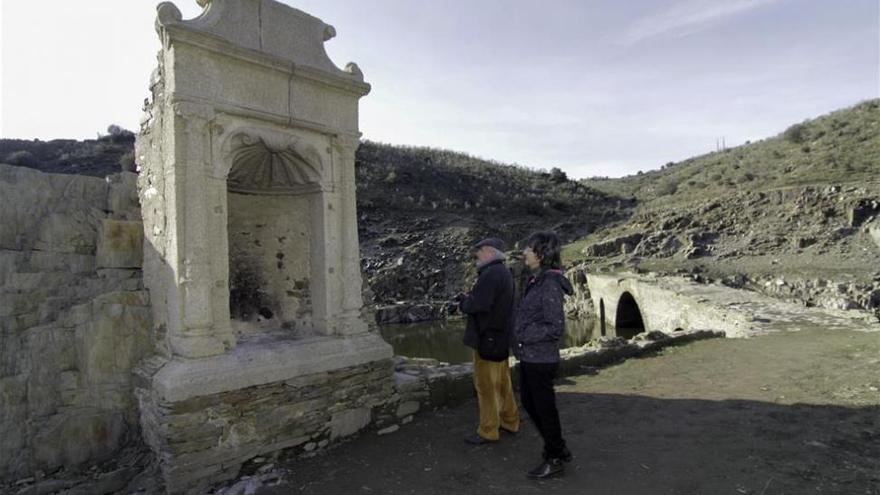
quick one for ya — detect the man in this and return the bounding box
[458,237,520,444]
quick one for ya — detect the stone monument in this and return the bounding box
[135,1,394,491]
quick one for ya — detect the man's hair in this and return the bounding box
[477,245,506,260]
[525,231,562,269]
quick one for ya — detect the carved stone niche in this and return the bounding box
[134,1,393,492]
[224,132,323,341]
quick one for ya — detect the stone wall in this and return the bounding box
[0,164,151,480]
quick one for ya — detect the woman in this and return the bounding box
[514,231,573,479]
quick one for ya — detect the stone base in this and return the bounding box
[136,332,395,494]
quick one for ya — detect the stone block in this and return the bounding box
[28,252,95,274]
[393,372,424,393]
[48,172,109,211]
[330,407,371,440]
[96,219,144,269]
[33,211,102,255]
[395,400,420,418]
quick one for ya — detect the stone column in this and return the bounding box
[334,135,369,335]
[166,102,235,357]
[309,181,343,336]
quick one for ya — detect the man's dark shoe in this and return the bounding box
[464,433,497,445]
[526,458,564,479]
[499,426,519,435]
[543,446,573,462]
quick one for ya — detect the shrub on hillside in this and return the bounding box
[656,179,678,196]
[783,122,808,144]
[549,167,568,183]
[101,125,135,144]
[4,150,37,167]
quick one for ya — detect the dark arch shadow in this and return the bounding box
[599,299,607,337]
[615,292,645,339]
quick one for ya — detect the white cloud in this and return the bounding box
[622,0,783,45]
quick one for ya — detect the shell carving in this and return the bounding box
[227,137,322,193]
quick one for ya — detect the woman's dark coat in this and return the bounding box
[513,269,574,363]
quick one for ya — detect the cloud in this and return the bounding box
[621,0,783,45]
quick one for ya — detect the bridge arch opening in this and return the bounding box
[615,292,645,339]
[599,299,607,337]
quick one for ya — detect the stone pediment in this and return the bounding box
[156,0,364,82]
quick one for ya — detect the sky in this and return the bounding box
[1,0,878,178]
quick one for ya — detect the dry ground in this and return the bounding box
[258,327,880,495]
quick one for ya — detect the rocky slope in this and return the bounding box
[354,141,630,319]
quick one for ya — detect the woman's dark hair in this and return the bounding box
[526,231,562,269]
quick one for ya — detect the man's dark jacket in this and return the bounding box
[459,259,515,351]
[513,269,574,363]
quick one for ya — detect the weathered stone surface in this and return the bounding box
[32,412,127,471]
[96,220,144,268]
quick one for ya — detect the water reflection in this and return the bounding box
[379,316,600,364]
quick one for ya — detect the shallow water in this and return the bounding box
[378,316,600,364]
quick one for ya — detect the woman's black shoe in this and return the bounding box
[543,446,573,462]
[463,433,497,445]
[527,458,564,479]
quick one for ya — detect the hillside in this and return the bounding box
[569,99,880,318]
[583,100,879,204]
[0,126,135,177]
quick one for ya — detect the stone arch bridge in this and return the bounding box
[586,273,764,339]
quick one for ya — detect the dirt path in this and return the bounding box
[258,327,880,495]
